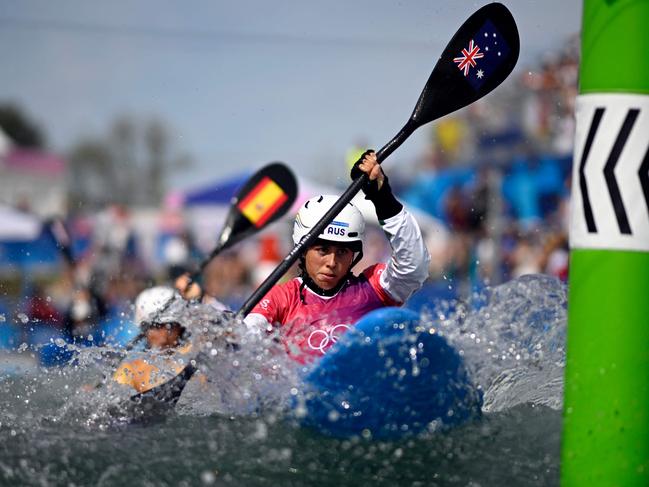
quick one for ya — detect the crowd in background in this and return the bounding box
[0,36,579,363]
[399,35,578,294]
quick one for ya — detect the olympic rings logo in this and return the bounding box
[307,324,351,354]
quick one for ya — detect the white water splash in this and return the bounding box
[429,274,567,412]
[0,274,566,428]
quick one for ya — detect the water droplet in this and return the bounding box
[200,471,216,485]
[252,421,268,440]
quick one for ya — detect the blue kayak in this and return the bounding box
[298,307,483,439]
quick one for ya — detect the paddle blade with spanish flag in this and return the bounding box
[237,176,289,228]
[216,162,298,252]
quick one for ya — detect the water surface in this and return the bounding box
[0,274,566,486]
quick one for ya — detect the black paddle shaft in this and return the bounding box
[237,122,416,317]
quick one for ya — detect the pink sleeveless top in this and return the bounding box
[250,264,398,364]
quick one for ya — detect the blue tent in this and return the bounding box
[0,228,62,271]
[183,171,250,206]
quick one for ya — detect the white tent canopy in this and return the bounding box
[0,204,41,241]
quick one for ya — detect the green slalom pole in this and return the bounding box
[561,1,649,486]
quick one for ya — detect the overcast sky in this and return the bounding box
[0,1,582,192]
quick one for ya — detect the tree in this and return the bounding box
[0,103,46,148]
[66,115,192,209]
[67,140,115,209]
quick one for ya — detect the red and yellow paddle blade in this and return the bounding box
[237,176,289,228]
[215,162,297,251]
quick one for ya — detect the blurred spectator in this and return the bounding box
[345,139,369,174]
[91,204,144,288]
[502,158,542,229]
[251,234,283,288]
[25,283,62,326]
[509,233,543,278]
[163,229,202,282]
[539,232,569,282]
[444,186,472,232]
[467,168,489,233]
[202,250,251,310]
[63,286,108,344]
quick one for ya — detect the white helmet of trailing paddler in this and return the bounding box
[134,285,184,330]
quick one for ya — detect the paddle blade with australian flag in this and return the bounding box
[216,162,298,252]
[408,2,519,127]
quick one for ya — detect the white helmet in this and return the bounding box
[292,195,365,251]
[134,286,183,329]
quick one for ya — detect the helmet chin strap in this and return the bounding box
[298,249,364,301]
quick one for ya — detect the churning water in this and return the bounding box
[0,274,566,486]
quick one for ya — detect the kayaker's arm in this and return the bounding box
[352,150,430,303]
[376,208,430,303]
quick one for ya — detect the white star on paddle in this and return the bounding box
[476,69,484,79]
